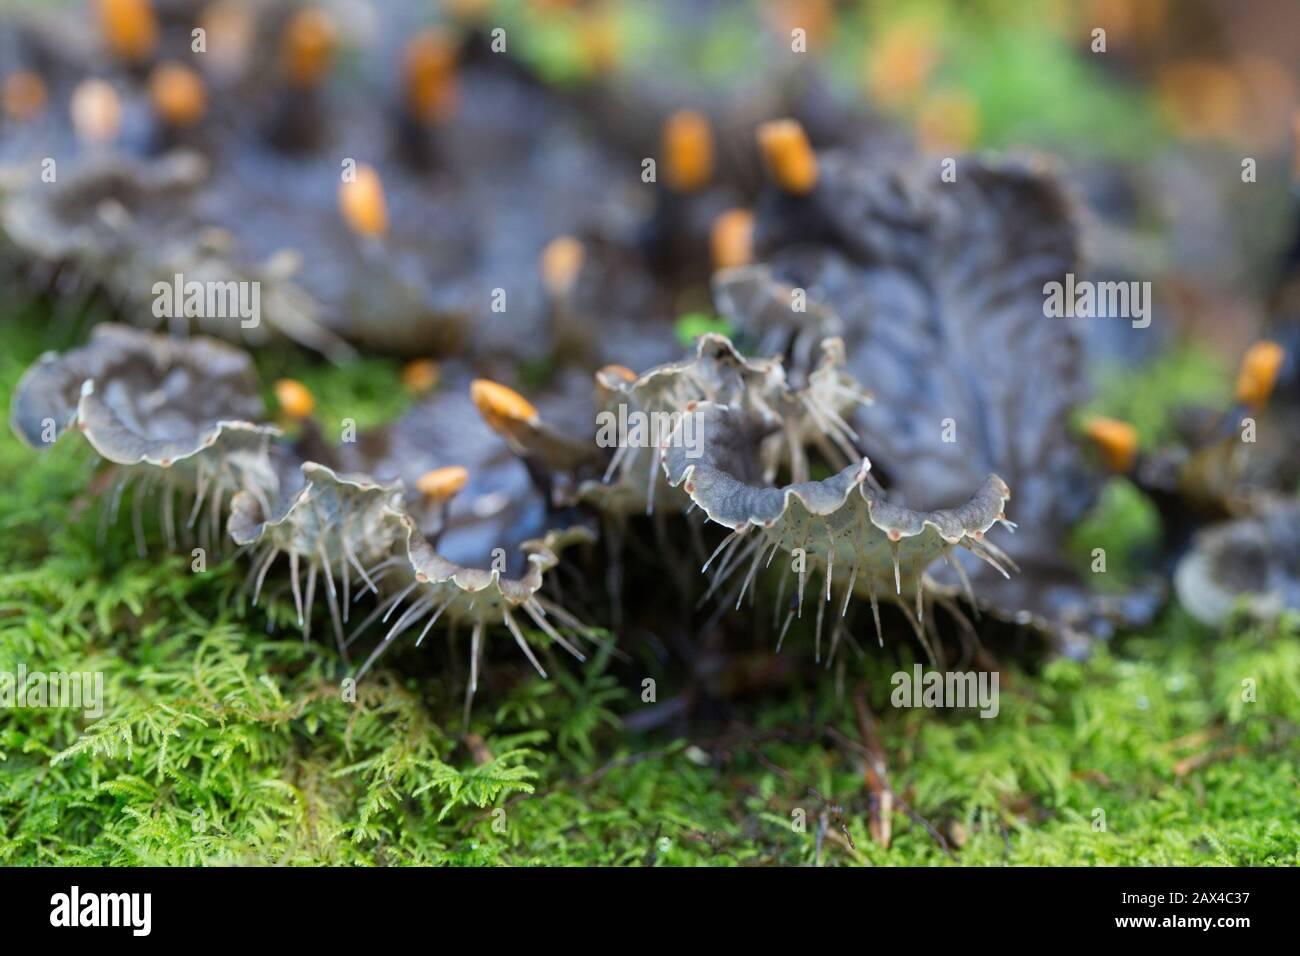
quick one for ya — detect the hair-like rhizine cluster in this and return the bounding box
[575,333,871,519]
[460,333,879,628]
[10,324,277,554]
[11,325,599,717]
[379,515,597,722]
[14,316,1018,690]
[660,401,1014,663]
[466,331,1014,664]
[228,462,406,656]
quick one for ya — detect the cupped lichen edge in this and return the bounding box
[10,323,269,459]
[662,401,1011,545]
[227,460,402,551]
[77,379,279,470]
[387,507,596,606]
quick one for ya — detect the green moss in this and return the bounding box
[1065,345,1238,588]
[1067,477,1162,588]
[673,312,734,348]
[934,24,1165,157]
[1078,345,1232,449]
[254,352,413,433]
[815,1,1168,158]
[493,0,1168,160]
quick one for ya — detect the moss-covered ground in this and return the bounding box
[0,314,1295,866]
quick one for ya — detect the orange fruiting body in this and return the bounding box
[662,109,714,193]
[598,364,636,383]
[96,0,159,63]
[416,466,469,500]
[595,364,637,397]
[149,62,207,127]
[541,236,585,295]
[3,71,47,121]
[1234,340,1285,409]
[401,359,441,394]
[281,8,337,88]
[1084,416,1138,474]
[471,379,538,434]
[339,164,389,239]
[757,119,819,195]
[403,29,458,123]
[274,379,316,420]
[711,209,755,270]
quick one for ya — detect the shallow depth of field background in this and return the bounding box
[0,0,1297,865]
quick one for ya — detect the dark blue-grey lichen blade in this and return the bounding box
[388,511,596,619]
[225,454,597,698]
[712,264,844,384]
[578,333,785,518]
[1175,501,1300,627]
[577,333,856,517]
[603,332,786,417]
[331,371,562,558]
[732,150,1131,644]
[754,152,1086,515]
[1,152,358,359]
[2,153,210,269]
